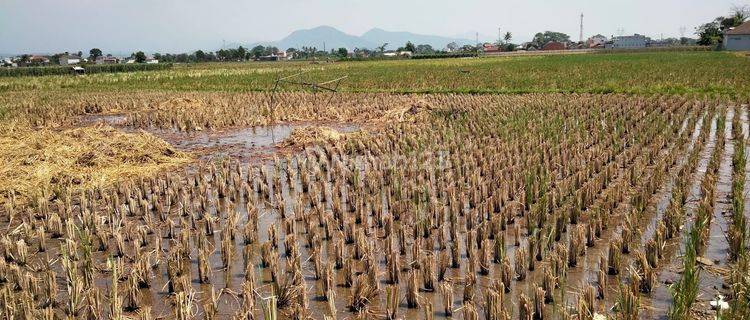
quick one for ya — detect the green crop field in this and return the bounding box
[2,51,749,97]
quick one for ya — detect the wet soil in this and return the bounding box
[78,113,363,164]
[50,105,734,320]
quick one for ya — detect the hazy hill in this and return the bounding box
[361,28,474,49]
[248,26,475,51]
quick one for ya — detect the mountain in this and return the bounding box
[252,26,375,51]
[247,26,475,51]
[361,28,474,50]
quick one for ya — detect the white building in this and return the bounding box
[1,58,17,68]
[725,21,750,51]
[609,34,649,49]
[59,55,82,66]
[587,34,607,48]
[95,55,120,64]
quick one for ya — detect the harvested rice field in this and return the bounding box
[2,52,750,320]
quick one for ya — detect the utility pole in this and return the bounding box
[476,32,479,47]
[498,27,502,44]
[579,13,584,43]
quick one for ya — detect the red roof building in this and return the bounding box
[542,41,566,51]
[482,43,501,53]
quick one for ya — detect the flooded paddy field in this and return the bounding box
[1,92,749,320]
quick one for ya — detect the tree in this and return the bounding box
[337,48,348,58]
[89,48,102,61]
[679,37,695,45]
[730,5,750,26]
[195,50,207,62]
[250,45,266,59]
[504,32,513,43]
[404,41,416,53]
[285,48,298,59]
[695,22,722,46]
[692,5,749,48]
[532,31,570,48]
[134,51,147,63]
[460,44,477,52]
[353,47,372,58]
[415,44,434,55]
[446,42,458,52]
[377,43,389,53]
[236,46,247,61]
[76,51,83,58]
[266,46,280,55]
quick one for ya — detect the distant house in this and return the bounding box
[28,55,50,65]
[257,51,290,62]
[482,43,501,53]
[724,21,750,51]
[95,56,120,64]
[59,55,82,66]
[587,34,607,48]
[609,34,649,49]
[257,55,281,61]
[542,41,566,51]
[145,56,159,64]
[1,58,16,67]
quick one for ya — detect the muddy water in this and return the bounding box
[65,109,706,319]
[641,115,705,243]
[742,106,750,223]
[552,114,701,319]
[283,112,692,319]
[160,123,362,164]
[698,108,734,300]
[79,112,363,164]
[646,114,718,319]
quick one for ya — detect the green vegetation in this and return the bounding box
[1,51,749,97]
[669,215,702,319]
[0,63,173,78]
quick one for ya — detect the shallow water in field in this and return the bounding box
[78,112,362,164]
[158,123,361,163]
[40,104,740,320]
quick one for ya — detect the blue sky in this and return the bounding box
[0,0,745,54]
